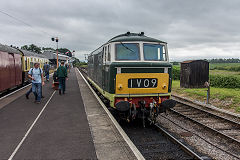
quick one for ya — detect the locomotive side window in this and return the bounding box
[105,46,107,62]
[143,44,167,61]
[103,46,107,63]
[115,43,140,61]
[107,45,111,61]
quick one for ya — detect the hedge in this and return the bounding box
[210,75,240,88]
[212,66,240,72]
[172,66,180,80]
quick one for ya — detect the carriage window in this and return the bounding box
[116,43,140,61]
[30,62,33,68]
[25,58,27,70]
[143,44,167,61]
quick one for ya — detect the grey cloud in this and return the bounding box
[1,0,240,61]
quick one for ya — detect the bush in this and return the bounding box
[172,66,180,80]
[213,65,240,72]
[210,75,240,88]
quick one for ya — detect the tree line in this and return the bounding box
[20,44,73,57]
[172,58,240,65]
[208,58,240,63]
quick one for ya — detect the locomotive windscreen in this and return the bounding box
[143,43,166,61]
[115,43,140,60]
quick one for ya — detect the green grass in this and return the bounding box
[210,63,240,69]
[210,63,240,71]
[210,70,240,76]
[172,80,240,113]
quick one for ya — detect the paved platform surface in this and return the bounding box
[0,68,138,160]
[76,69,138,160]
[0,69,97,159]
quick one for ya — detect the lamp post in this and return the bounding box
[51,37,59,68]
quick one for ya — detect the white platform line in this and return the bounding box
[77,68,145,160]
[0,73,54,101]
[0,84,31,101]
[8,90,56,160]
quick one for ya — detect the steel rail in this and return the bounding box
[169,107,240,145]
[160,114,240,159]
[153,123,203,160]
[173,98,240,127]
[172,94,240,119]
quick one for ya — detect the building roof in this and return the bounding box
[108,32,167,43]
[42,50,69,61]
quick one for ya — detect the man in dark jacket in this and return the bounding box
[56,61,68,95]
[43,62,50,81]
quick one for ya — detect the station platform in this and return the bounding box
[0,68,139,160]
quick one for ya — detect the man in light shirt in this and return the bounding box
[28,63,45,103]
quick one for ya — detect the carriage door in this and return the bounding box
[8,53,16,88]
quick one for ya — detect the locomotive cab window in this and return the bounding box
[115,43,140,61]
[143,43,167,61]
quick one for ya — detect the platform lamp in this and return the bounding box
[51,37,59,68]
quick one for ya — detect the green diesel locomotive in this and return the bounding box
[87,32,175,126]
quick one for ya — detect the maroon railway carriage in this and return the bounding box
[0,44,22,93]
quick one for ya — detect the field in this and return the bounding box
[172,63,240,113]
[210,63,240,71]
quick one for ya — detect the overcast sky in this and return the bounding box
[1,0,240,61]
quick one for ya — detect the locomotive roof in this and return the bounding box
[108,32,167,43]
[0,43,21,55]
[89,32,167,56]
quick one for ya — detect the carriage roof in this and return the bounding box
[0,43,21,55]
[19,49,46,58]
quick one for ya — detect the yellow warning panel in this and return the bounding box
[115,73,169,94]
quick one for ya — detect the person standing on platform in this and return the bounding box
[28,63,44,103]
[65,63,69,73]
[43,62,50,81]
[57,61,68,95]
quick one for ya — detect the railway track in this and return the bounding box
[172,94,240,123]
[78,68,202,159]
[121,120,203,160]
[167,95,240,159]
